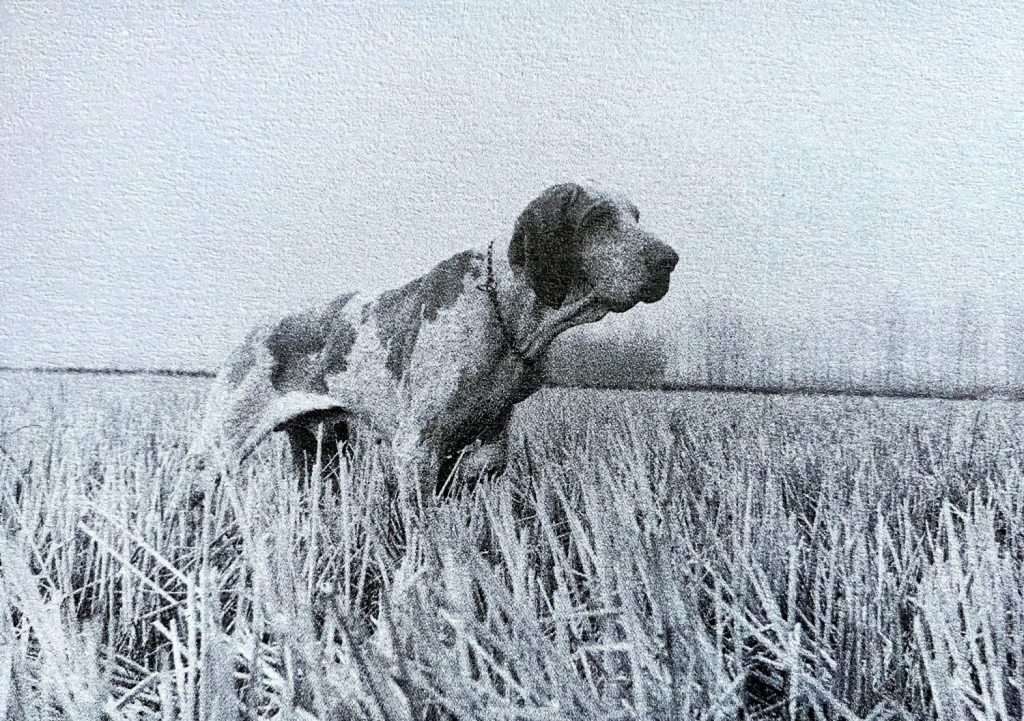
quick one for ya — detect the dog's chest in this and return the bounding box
[423,352,538,446]
[405,296,537,437]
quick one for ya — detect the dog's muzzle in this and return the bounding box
[639,242,678,303]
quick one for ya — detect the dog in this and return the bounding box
[191,182,678,510]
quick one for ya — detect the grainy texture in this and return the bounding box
[2,4,1021,720]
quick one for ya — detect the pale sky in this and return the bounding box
[2,2,1022,372]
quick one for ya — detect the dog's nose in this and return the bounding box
[646,242,679,273]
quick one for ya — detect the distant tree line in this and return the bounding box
[544,324,670,389]
[547,293,1024,399]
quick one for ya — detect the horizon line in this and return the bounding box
[2,365,1021,403]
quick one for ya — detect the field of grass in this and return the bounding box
[1,372,1022,720]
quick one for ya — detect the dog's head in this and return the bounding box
[508,183,678,313]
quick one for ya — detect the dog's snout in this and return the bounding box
[645,242,679,273]
[662,245,679,272]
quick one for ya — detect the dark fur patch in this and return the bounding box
[373,277,424,381]
[373,250,483,381]
[322,294,359,376]
[509,183,587,307]
[432,391,514,452]
[266,292,357,393]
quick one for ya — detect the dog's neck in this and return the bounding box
[484,236,608,363]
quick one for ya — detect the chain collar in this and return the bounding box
[478,239,528,362]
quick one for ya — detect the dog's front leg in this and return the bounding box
[457,431,509,483]
[391,430,442,518]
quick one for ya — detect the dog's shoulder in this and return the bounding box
[359,249,488,382]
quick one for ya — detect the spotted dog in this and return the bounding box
[191,183,679,509]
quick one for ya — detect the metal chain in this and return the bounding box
[478,239,527,361]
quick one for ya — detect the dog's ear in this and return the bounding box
[508,183,595,307]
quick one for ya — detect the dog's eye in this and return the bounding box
[579,204,617,232]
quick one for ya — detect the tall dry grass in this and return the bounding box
[0,374,1022,719]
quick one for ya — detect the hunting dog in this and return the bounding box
[192,182,678,509]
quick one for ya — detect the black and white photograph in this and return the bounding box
[2,3,1022,719]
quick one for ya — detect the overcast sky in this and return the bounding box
[2,2,1022,371]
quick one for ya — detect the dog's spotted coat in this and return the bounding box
[192,183,679,509]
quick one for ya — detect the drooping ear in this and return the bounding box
[508,183,595,307]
